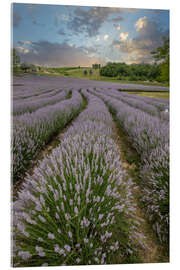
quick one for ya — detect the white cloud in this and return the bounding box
[96,36,100,42]
[112,16,169,64]
[15,46,30,54]
[23,49,30,54]
[18,40,32,46]
[104,34,109,41]
[68,43,73,47]
[23,41,32,45]
[117,25,121,31]
[135,16,147,31]
[121,54,154,64]
[120,32,129,41]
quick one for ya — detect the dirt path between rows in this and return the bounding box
[112,125,169,263]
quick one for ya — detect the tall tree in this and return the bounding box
[151,37,169,83]
[12,48,20,67]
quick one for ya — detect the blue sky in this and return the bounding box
[12,3,169,67]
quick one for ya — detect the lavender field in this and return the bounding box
[12,75,169,266]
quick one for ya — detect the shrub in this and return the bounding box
[83,70,88,76]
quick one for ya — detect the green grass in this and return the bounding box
[33,67,168,87]
[127,91,169,100]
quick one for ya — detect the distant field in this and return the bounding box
[34,67,169,87]
[127,91,169,99]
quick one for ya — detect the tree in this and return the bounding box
[89,69,93,75]
[83,70,87,75]
[12,48,21,73]
[151,37,169,83]
[29,64,37,72]
[92,64,101,69]
[151,37,169,61]
[159,57,169,82]
[12,48,20,67]
[20,63,30,73]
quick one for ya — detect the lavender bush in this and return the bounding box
[13,89,68,115]
[13,90,144,267]
[90,89,169,244]
[13,91,83,181]
[91,90,169,156]
[95,88,169,121]
[13,88,60,101]
[140,144,169,244]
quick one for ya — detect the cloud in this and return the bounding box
[117,25,121,30]
[15,46,30,54]
[32,19,44,27]
[112,17,169,64]
[57,28,66,35]
[13,12,22,28]
[121,53,154,65]
[54,14,69,27]
[82,46,98,54]
[25,4,44,27]
[120,32,128,41]
[135,16,147,31]
[113,24,121,30]
[18,40,32,46]
[111,16,124,22]
[67,6,124,37]
[15,41,105,67]
[96,36,100,42]
[104,34,109,41]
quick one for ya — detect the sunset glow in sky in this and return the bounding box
[12,3,169,67]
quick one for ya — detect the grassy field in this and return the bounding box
[127,91,169,99]
[34,67,169,87]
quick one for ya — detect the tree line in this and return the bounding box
[100,62,161,82]
[100,38,169,83]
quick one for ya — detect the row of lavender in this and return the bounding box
[90,89,169,244]
[96,88,169,121]
[13,88,62,106]
[13,90,83,181]
[13,90,144,267]
[13,89,69,115]
[13,87,58,101]
[99,87,169,107]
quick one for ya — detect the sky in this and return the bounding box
[12,3,169,67]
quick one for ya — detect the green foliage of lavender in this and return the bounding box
[91,89,169,244]
[13,91,142,267]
